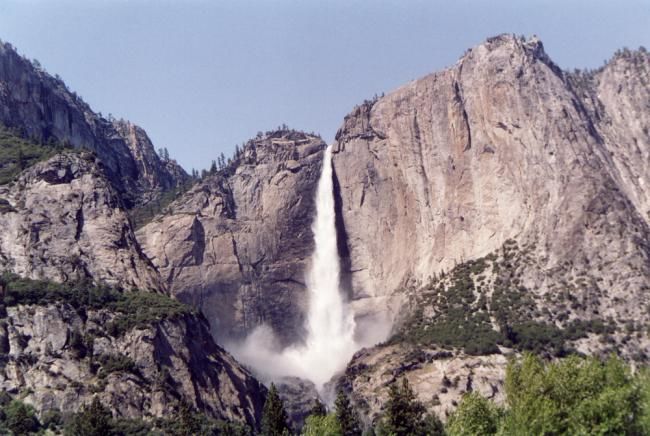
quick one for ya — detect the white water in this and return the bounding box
[231,145,358,391]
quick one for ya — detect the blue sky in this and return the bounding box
[0,0,648,172]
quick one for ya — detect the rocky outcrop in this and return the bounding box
[0,152,161,291]
[341,345,507,425]
[0,301,265,427]
[0,41,188,206]
[276,377,319,430]
[332,35,650,421]
[137,131,326,345]
[332,34,650,336]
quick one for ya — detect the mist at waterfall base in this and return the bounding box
[229,145,387,392]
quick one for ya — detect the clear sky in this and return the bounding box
[0,0,648,172]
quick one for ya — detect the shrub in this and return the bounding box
[446,392,502,436]
[3,400,40,434]
[95,353,139,379]
[302,414,341,436]
[0,123,75,185]
[64,397,112,436]
[0,273,194,338]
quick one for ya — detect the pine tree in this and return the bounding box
[335,390,362,436]
[210,160,217,174]
[381,378,439,436]
[65,397,113,436]
[261,383,290,436]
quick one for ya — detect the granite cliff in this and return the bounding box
[0,40,188,207]
[332,35,650,423]
[137,130,326,346]
[1,32,649,431]
[0,40,266,430]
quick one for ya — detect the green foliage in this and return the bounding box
[64,397,113,436]
[393,241,616,357]
[394,257,501,355]
[41,408,63,430]
[302,413,341,436]
[128,181,194,230]
[446,392,502,436]
[0,274,119,309]
[261,383,290,436]
[95,353,139,379]
[335,391,362,436]
[3,400,40,435]
[501,353,643,435]
[0,123,74,184]
[639,368,650,435]
[106,291,193,337]
[378,378,441,436]
[0,273,193,338]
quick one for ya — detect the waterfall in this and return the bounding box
[230,145,358,391]
[283,144,357,388]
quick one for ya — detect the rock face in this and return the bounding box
[331,35,650,425]
[137,131,326,345]
[341,345,507,425]
[0,41,188,206]
[0,302,265,427]
[0,152,161,291]
[332,35,650,335]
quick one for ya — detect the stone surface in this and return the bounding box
[137,131,326,345]
[0,152,161,291]
[0,41,188,206]
[0,302,265,427]
[276,376,319,430]
[332,35,650,420]
[332,34,650,334]
[340,345,507,426]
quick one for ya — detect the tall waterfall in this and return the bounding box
[283,144,357,388]
[231,145,358,391]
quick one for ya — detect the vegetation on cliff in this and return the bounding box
[0,123,75,185]
[0,273,193,338]
[393,240,620,358]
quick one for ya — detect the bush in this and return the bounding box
[106,291,192,337]
[64,397,113,436]
[301,414,341,436]
[95,353,139,379]
[3,400,40,434]
[446,392,502,436]
[0,273,194,338]
[0,123,74,185]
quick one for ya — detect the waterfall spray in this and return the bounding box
[231,145,358,391]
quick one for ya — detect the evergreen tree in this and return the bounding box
[4,400,40,435]
[381,378,433,436]
[261,383,290,436]
[64,397,113,436]
[17,148,26,170]
[446,392,501,436]
[210,160,217,174]
[335,390,362,436]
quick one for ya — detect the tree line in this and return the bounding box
[263,353,650,435]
